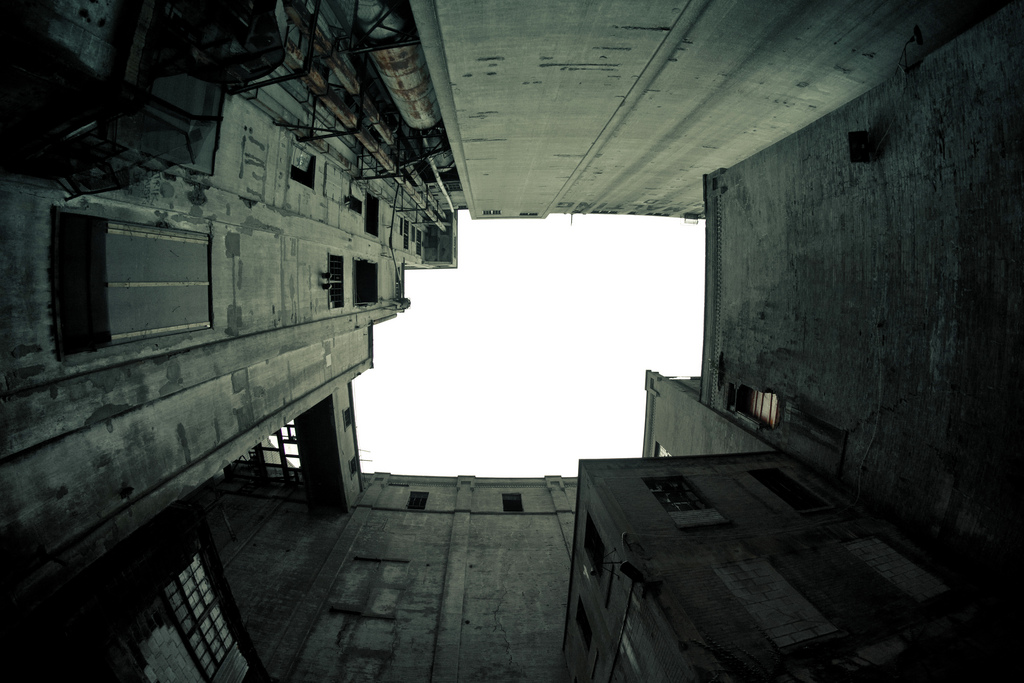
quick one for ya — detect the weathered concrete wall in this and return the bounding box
[201,474,577,683]
[643,370,773,458]
[569,456,1015,683]
[701,0,1024,575]
[414,0,1008,219]
[0,91,416,608]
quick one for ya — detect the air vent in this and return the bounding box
[482,209,501,215]
[519,212,539,217]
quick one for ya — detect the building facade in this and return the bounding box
[698,0,1024,575]
[567,455,1013,683]
[1,0,461,624]
[195,471,577,682]
[410,0,1007,219]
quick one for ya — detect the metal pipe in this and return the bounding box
[353,0,441,130]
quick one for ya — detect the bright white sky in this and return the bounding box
[353,212,705,478]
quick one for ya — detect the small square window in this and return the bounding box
[502,493,523,512]
[342,407,353,429]
[408,491,428,510]
[290,148,316,188]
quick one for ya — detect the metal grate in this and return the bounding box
[328,255,344,308]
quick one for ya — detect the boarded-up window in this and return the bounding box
[736,385,780,427]
[55,212,211,355]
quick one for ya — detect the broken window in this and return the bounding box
[290,147,316,188]
[575,598,593,649]
[354,259,378,305]
[735,385,781,428]
[364,193,379,236]
[644,476,706,512]
[230,422,303,485]
[748,468,827,511]
[584,514,604,575]
[163,554,237,679]
[54,212,211,355]
[645,475,729,528]
[407,491,428,510]
[502,493,523,512]
[327,254,344,308]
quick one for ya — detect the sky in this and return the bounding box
[352,212,706,478]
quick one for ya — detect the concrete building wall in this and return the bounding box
[0,87,418,610]
[567,456,1014,683]
[413,0,1007,219]
[700,0,1024,575]
[199,473,576,683]
[642,370,773,458]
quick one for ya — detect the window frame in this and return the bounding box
[502,493,524,512]
[53,210,212,357]
[407,491,428,510]
[162,553,236,681]
[575,598,593,650]
[583,514,605,576]
[327,254,344,309]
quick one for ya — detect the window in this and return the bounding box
[290,148,316,188]
[644,476,706,512]
[748,468,827,511]
[402,219,410,250]
[482,209,501,215]
[407,491,428,510]
[55,212,211,355]
[354,259,378,305]
[364,194,379,236]
[502,493,523,512]
[735,385,781,428]
[163,554,236,679]
[583,514,604,575]
[342,407,353,429]
[415,228,422,256]
[575,598,592,650]
[644,476,729,528]
[327,255,344,308]
[349,456,359,474]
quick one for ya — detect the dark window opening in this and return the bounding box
[735,385,780,427]
[575,598,592,650]
[345,195,363,214]
[327,254,344,309]
[402,219,409,249]
[748,468,827,511]
[502,493,523,512]
[407,491,428,510]
[349,456,359,475]
[342,407,353,429]
[364,194,379,236]
[584,514,604,575]
[55,212,211,355]
[354,259,378,305]
[644,476,707,513]
[290,148,316,188]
